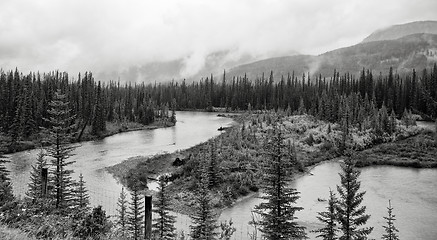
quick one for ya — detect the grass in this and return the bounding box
[355,131,437,168]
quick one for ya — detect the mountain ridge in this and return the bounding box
[226,32,437,79]
[363,20,437,43]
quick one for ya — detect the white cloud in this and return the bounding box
[0,0,436,81]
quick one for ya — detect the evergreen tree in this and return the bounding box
[313,190,339,240]
[253,126,306,240]
[19,77,36,138]
[92,81,106,135]
[379,105,390,134]
[336,154,373,240]
[75,205,111,239]
[128,187,144,240]
[434,119,437,143]
[72,173,90,214]
[26,149,47,201]
[381,200,399,240]
[340,97,351,153]
[152,176,176,240]
[0,151,14,209]
[190,170,218,240]
[298,98,306,115]
[219,219,236,240]
[45,89,77,211]
[389,110,397,135]
[170,98,177,124]
[117,187,129,238]
[208,140,219,188]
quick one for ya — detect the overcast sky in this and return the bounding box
[1,0,436,81]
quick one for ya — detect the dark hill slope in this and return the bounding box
[227,33,437,79]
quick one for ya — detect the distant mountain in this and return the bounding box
[363,21,437,42]
[227,33,437,80]
[96,50,299,83]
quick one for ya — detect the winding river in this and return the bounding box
[5,111,235,215]
[5,114,437,239]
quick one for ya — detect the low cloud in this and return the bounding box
[0,0,436,82]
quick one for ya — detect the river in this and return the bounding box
[219,161,437,240]
[5,111,235,215]
[5,115,437,239]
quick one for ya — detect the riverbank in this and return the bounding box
[0,119,175,154]
[355,130,437,168]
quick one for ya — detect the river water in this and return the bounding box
[220,161,437,240]
[5,111,235,215]
[5,115,437,239]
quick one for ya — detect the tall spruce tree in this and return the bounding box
[381,200,399,240]
[26,149,47,201]
[91,81,106,135]
[72,173,90,214]
[128,187,144,240]
[152,176,176,240]
[190,170,218,240]
[45,89,77,211]
[208,140,219,188]
[434,119,437,143]
[313,189,339,240]
[117,187,129,238]
[336,155,373,240]
[253,126,306,240]
[0,151,14,209]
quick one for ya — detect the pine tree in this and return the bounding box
[0,151,14,209]
[313,190,339,240]
[389,110,397,135]
[253,126,306,240]
[128,187,144,240]
[379,104,390,134]
[19,77,36,138]
[190,170,218,240]
[434,119,437,143]
[336,154,373,240]
[75,205,111,239]
[72,173,90,214]
[92,81,106,135]
[170,98,177,124]
[44,89,77,211]
[381,200,399,240]
[26,149,47,201]
[117,187,129,238]
[208,140,219,188]
[152,176,176,240]
[340,97,351,153]
[298,98,306,115]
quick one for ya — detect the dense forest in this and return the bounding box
[1,65,436,149]
[0,70,176,152]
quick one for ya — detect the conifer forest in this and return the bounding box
[1,1,437,240]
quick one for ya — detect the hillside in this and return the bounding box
[227,33,437,79]
[363,20,437,42]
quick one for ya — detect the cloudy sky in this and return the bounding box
[0,0,436,82]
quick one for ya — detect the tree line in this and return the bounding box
[0,69,176,152]
[1,65,435,151]
[124,65,437,121]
